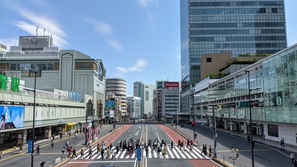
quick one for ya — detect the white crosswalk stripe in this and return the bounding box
[74,146,208,160]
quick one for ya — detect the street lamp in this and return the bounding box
[246,70,255,167]
[31,70,37,167]
[212,105,217,158]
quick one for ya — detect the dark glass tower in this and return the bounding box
[180,0,287,88]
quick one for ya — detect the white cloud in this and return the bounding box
[107,39,122,52]
[0,38,19,50]
[11,20,68,47]
[137,0,158,9]
[116,59,148,73]
[6,2,68,47]
[85,17,112,36]
[137,0,158,26]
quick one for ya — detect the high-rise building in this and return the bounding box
[181,0,287,85]
[133,81,155,117]
[180,0,287,113]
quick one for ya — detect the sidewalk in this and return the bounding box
[166,123,297,167]
[216,127,297,155]
[0,124,115,156]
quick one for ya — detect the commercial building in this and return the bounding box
[133,81,155,118]
[105,78,127,121]
[180,0,287,114]
[193,43,297,146]
[153,81,181,123]
[126,95,141,119]
[0,35,106,145]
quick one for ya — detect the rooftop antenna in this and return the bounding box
[43,28,46,36]
[36,26,39,36]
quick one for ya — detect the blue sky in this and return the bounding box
[0,0,297,95]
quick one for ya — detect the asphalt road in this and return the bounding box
[63,123,220,167]
[177,123,293,167]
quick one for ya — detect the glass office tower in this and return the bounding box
[180,0,287,88]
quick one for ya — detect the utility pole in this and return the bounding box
[212,105,217,158]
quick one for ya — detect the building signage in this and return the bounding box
[0,106,24,130]
[164,82,179,88]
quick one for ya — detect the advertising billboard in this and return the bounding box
[0,106,24,130]
[164,82,179,88]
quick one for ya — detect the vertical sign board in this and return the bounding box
[28,140,33,153]
[136,147,141,161]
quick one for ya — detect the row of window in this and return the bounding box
[11,63,56,71]
[190,22,284,28]
[189,1,283,7]
[190,28,285,35]
[189,8,283,15]
[190,36,285,42]
[214,43,285,48]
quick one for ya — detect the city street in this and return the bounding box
[174,123,294,167]
[0,123,294,167]
[63,123,220,167]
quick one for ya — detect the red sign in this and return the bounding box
[164,82,179,88]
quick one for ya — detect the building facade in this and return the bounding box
[105,78,127,120]
[153,81,181,123]
[133,81,155,118]
[193,43,297,146]
[126,96,141,119]
[180,0,287,113]
[0,35,106,145]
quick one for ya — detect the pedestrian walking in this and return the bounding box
[88,146,92,158]
[65,140,69,149]
[247,135,251,142]
[209,145,212,157]
[235,147,239,159]
[60,133,63,140]
[40,161,46,167]
[229,146,235,159]
[162,146,167,156]
[80,148,84,159]
[62,147,66,155]
[101,148,104,159]
[68,147,73,158]
[280,138,285,148]
[13,141,17,150]
[0,151,2,159]
[290,152,295,164]
[171,141,174,149]
[36,145,40,155]
[51,139,54,148]
[71,148,77,158]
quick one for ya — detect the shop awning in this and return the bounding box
[66,123,76,126]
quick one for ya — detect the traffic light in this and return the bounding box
[192,121,195,127]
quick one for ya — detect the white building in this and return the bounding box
[133,81,155,117]
[126,95,141,118]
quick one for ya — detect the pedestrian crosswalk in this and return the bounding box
[74,146,209,160]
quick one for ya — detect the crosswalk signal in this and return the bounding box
[192,121,195,127]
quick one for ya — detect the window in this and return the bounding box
[206,58,212,62]
[272,8,278,13]
[268,124,279,137]
[258,8,266,13]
